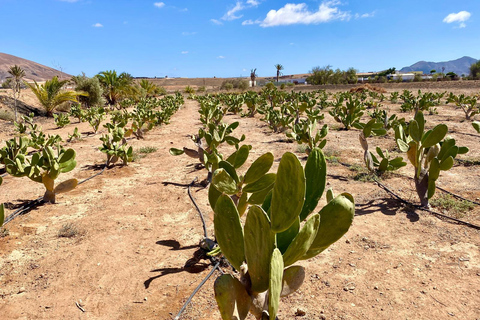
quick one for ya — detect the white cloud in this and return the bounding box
[182,31,197,36]
[181,51,189,54]
[242,19,256,25]
[154,2,165,8]
[217,56,226,59]
[246,0,261,6]
[211,19,223,25]
[223,2,244,21]
[355,11,375,19]
[443,11,471,28]
[92,23,103,28]
[259,1,351,27]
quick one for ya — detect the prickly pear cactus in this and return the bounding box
[395,111,468,207]
[212,149,355,319]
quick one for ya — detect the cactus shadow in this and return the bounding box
[156,239,197,251]
[81,163,107,172]
[355,198,419,222]
[144,247,210,289]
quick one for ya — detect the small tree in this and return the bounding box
[250,68,257,87]
[274,64,284,83]
[430,69,436,74]
[71,73,105,108]
[7,65,26,122]
[26,76,86,117]
[469,61,480,80]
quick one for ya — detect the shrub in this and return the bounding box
[184,85,195,94]
[469,61,480,79]
[71,73,105,108]
[220,79,249,91]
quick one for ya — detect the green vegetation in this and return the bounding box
[307,66,357,85]
[96,70,133,105]
[210,149,354,319]
[7,65,26,122]
[26,76,86,117]
[430,194,474,218]
[71,73,105,108]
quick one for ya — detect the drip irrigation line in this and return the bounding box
[188,177,208,239]
[337,160,480,207]
[336,160,480,230]
[3,161,108,226]
[374,178,480,231]
[173,262,220,320]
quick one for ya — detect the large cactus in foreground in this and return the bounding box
[4,145,78,203]
[210,149,355,319]
[395,111,468,207]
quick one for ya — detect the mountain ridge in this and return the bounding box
[399,56,477,76]
[0,52,71,82]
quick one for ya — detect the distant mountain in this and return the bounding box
[0,52,71,82]
[399,56,477,76]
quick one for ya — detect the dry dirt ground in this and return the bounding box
[0,83,480,320]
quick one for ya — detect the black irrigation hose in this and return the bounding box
[338,160,480,206]
[2,161,108,226]
[374,178,480,230]
[336,160,480,230]
[173,262,220,320]
[187,177,208,239]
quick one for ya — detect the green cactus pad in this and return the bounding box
[219,160,239,183]
[281,265,305,297]
[244,205,275,293]
[212,169,238,195]
[302,193,354,260]
[0,203,4,227]
[214,274,251,320]
[242,173,276,193]
[233,145,250,168]
[283,213,320,266]
[276,218,300,254]
[247,187,272,205]
[269,248,284,319]
[299,148,326,221]
[326,188,334,203]
[243,152,274,184]
[422,124,448,148]
[271,152,306,233]
[214,195,245,271]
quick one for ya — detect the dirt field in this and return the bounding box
[0,82,479,320]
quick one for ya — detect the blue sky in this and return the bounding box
[0,0,478,78]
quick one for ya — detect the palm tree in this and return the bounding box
[7,65,26,122]
[26,76,86,117]
[139,79,159,98]
[250,68,257,87]
[274,64,284,83]
[96,70,133,105]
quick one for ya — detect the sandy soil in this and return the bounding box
[0,84,479,320]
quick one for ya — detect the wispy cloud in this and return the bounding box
[355,11,375,19]
[211,19,223,25]
[181,51,189,54]
[92,23,103,28]
[443,11,471,28]
[217,0,263,22]
[259,1,351,27]
[182,31,197,36]
[217,56,226,59]
[154,2,165,9]
[222,2,244,21]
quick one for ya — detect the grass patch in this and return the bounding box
[430,194,475,218]
[323,149,340,164]
[0,110,14,122]
[139,146,158,154]
[132,146,158,162]
[296,144,308,154]
[58,223,82,238]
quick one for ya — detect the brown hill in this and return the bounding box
[0,52,71,82]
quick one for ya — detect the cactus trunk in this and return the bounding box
[43,190,56,204]
[415,168,429,208]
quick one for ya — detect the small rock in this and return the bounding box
[18,287,26,294]
[144,297,147,301]
[319,315,326,320]
[374,286,379,290]
[345,239,350,244]
[295,308,306,316]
